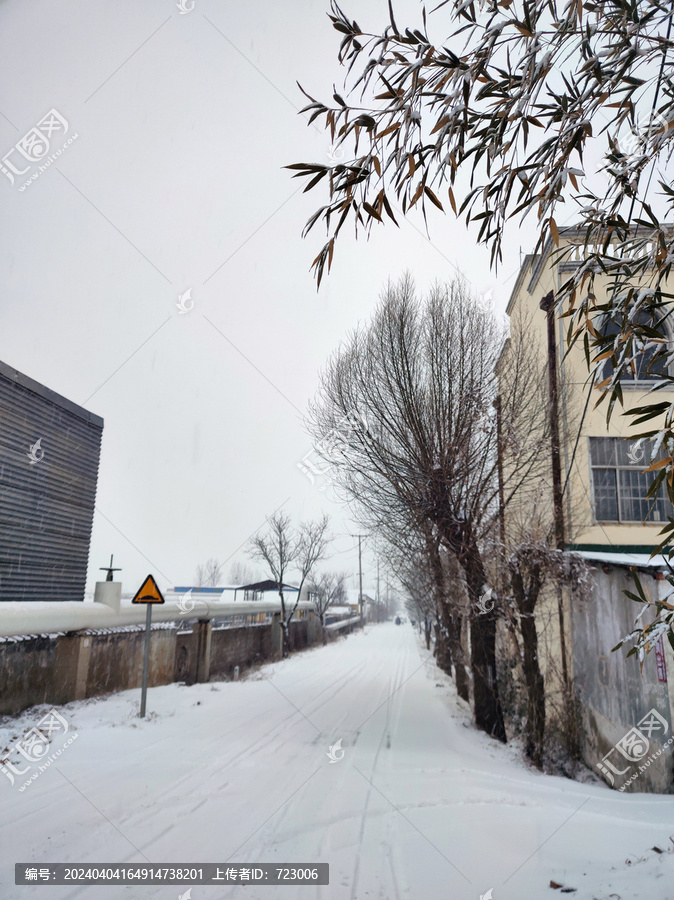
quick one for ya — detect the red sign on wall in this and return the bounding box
[655,636,668,683]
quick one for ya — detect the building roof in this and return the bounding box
[343,587,378,605]
[572,549,668,571]
[0,359,103,427]
[174,586,239,594]
[513,224,674,304]
[238,580,299,593]
[172,581,300,594]
[505,253,538,315]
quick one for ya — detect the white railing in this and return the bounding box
[324,615,362,633]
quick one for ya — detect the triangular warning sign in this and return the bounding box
[131,574,165,604]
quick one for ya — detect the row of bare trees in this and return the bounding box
[193,559,259,587]
[307,274,586,765]
[194,558,224,588]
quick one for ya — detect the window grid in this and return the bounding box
[599,309,670,384]
[589,437,673,524]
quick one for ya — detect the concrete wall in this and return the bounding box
[287,619,309,653]
[209,623,273,680]
[493,564,674,793]
[0,636,63,713]
[0,612,358,718]
[86,629,176,698]
[572,566,674,793]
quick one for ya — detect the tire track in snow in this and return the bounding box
[115,652,374,852]
[349,637,411,900]
[115,658,371,836]
[214,629,414,899]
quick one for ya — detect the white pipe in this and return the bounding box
[0,598,317,638]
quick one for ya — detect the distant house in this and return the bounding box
[0,360,103,602]
[342,588,378,618]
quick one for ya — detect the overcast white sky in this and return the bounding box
[0,0,541,597]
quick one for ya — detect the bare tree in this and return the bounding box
[310,571,348,642]
[248,513,332,656]
[194,558,223,588]
[248,513,295,652]
[295,516,333,625]
[507,543,591,767]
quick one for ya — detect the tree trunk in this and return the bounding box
[468,611,505,740]
[434,617,453,675]
[458,535,507,743]
[446,610,470,703]
[520,610,545,767]
[511,566,546,767]
[279,591,289,658]
[426,535,470,701]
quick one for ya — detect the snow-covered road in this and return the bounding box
[1,621,673,899]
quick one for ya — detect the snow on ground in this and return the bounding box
[1,621,673,900]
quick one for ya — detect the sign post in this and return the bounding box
[131,574,165,718]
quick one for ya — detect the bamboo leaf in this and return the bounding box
[362,201,383,221]
[644,456,673,473]
[376,122,401,139]
[424,185,444,210]
[550,216,559,246]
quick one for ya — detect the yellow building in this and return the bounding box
[507,227,674,553]
[501,226,674,792]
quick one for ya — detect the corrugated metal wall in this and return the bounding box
[0,361,103,601]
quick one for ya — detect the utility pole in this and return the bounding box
[540,291,565,551]
[358,535,364,621]
[376,559,380,622]
[493,397,506,548]
[350,533,367,620]
[541,289,577,756]
[540,290,570,692]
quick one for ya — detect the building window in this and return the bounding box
[598,308,669,383]
[589,437,674,523]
